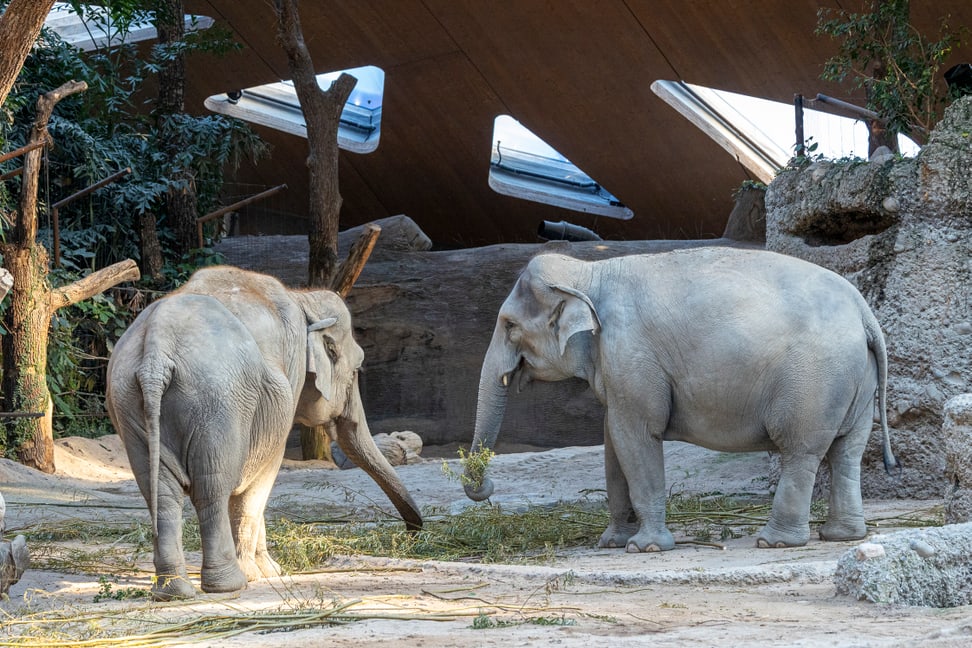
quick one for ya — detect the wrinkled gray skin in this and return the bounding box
[107,266,422,600]
[466,248,896,552]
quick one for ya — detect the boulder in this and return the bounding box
[834,523,972,607]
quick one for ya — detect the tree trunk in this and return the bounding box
[0,0,57,108]
[0,244,55,470]
[272,0,356,288]
[0,82,141,472]
[154,0,185,116]
[865,1,907,156]
[155,0,198,258]
[139,212,165,281]
[273,0,359,460]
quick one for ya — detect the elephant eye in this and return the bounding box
[504,320,522,344]
[323,337,339,362]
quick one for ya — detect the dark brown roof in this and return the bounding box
[185,0,972,247]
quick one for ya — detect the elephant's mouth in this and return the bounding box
[500,357,531,393]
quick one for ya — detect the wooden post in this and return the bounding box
[331,223,381,298]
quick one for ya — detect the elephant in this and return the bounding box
[106,266,422,600]
[465,248,897,552]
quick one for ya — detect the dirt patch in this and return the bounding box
[1,436,967,647]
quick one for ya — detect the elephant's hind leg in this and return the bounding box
[150,481,196,600]
[757,451,822,548]
[818,428,868,542]
[191,484,248,594]
[230,463,282,581]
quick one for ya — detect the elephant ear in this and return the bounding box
[306,317,338,401]
[550,284,601,356]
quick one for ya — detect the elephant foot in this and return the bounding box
[818,520,867,542]
[200,560,248,594]
[597,522,639,549]
[755,523,809,548]
[152,573,197,601]
[623,528,675,553]
[241,552,281,581]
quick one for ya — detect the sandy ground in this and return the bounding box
[1,435,971,647]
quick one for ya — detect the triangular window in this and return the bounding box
[488,115,632,220]
[205,65,384,154]
[652,80,920,182]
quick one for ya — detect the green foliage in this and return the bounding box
[47,268,132,439]
[0,4,266,442]
[817,0,968,142]
[94,575,149,602]
[441,446,495,491]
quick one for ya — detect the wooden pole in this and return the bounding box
[50,167,131,267]
[0,140,45,165]
[196,183,287,247]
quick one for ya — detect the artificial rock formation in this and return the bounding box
[0,491,29,596]
[765,96,972,499]
[944,394,972,524]
[330,431,424,470]
[834,523,972,607]
[218,219,755,448]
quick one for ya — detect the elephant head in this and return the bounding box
[292,290,423,531]
[465,254,601,500]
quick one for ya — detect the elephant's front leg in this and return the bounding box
[605,408,674,553]
[597,428,639,549]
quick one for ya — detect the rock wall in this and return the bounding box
[765,97,972,499]
[216,226,755,448]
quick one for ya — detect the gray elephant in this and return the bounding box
[465,248,896,552]
[106,266,422,600]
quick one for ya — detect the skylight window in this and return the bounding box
[488,115,633,220]
[44,2,213,51]
[204,65,384,154]
[651,80,920,182]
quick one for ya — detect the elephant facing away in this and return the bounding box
[106,266,422,600]
[465,248,896,552]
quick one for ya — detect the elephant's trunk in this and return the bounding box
[464,334,514,501]
[334,381,423,531]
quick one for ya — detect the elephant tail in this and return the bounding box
[137,357,175,538]
[864,313,898,475]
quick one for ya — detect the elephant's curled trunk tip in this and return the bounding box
[464,477,494,502]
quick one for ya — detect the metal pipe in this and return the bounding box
[794,94,805,157]
[813,94,879,121]
[537,220,602,242]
